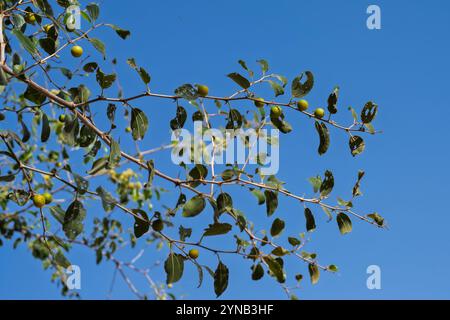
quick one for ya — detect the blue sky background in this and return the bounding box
[1,0,450,299]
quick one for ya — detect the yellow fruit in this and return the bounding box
[43,24,52,33]
[270,105,282,118]
[196,84,209,97]
[25,13,36,24]
[71,45,83,58]
[152,219,164,232]
[125,127,132,133]
[32,194,46,208]
[297,99,308,111]
[58,114,66,122]
[189,249,199,259]
[314,108,325,119]
[254,97,265,108]
[43,192,53,204]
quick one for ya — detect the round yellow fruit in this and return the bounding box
[58,114,66,122]
[71,45,83,58]
[196,84,209,97]
[43,192,53,204]
[25,13,36,24]
[152,219,164,232]
[314,108,325,119]
[32,194,46,208]
[125,127,132,133]
[43,24,52,33]
[189,249,199,259]
[254,97,265,108]
[297,99,308,111]
[270,105,282,118]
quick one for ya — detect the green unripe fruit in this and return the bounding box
[152,219,164,232]
[196,84,209,97]
[58,114,66,122]
[270,105,282,118]
[71,45,83,58]
[0,113,5,121]
[43,192,53,204]
[189,249,199,259]
[314,108,325,119]
[254,97,265,108]
[297,99,308,111]
[32,194,46,208]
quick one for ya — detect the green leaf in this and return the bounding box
[308,175,322,193]
[73,173,89,194]
[0,174,15,182]
[96,186,116,212]
[263,256,285,283]
[327,86,339,114]
[250,189,265,205]
[349,136,365,157]
[11,29,37,55]
[268,80,284,97]
[87,156,108,175]
[320,170,334,197]
[89,38,106,59]
[83,62,98,73]
[367,212,385,226]
[237,59,254,77]
[40,113,50,142]
[214,261,229,297]
[96,68,116,89]
[304,208,316,232]
[187,164,208,188]
[36,0,54,16]
[308,264,320,285]
[24,85,46,105]
[314,121,330,155]
[164,253,184,284]
[217,192,233,214]
[86,3,100,21]
[178,225,192,241]
[130,108,149,141]
[108,24,131,39]
[63,200,86,240]
[337,212,352,235]
[352,170,365,197]
[174,83,198,101]
[271,246,289,256]
[264,190,278,216]
[133,209,149,238]
[251,263,264,280]
[170,105,187,130]
[39,38,57,55]
[182,195,206,217]
[221,169,235,181]
[54,251,71,268]
[288,237,301,246]
[361,101,378,123]
[327,264,339,272]
[107,138,121,169]
[270,218,285,237]
[203,223,232,237]
[256,59,269,74]
[227,72,250,89]
[291,71,314,98]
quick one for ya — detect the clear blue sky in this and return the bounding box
[1,0,450,299]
